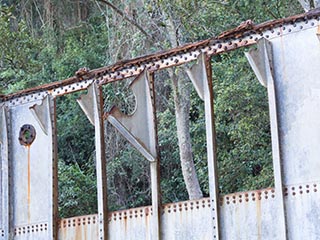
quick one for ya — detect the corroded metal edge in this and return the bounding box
[2,9,320,103]
[57,182,319,225]
[58,215,97,229]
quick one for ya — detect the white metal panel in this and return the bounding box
[285,182,320,240]
[58,215,99,240]
[8,96,57,240]
[271,26,320,185]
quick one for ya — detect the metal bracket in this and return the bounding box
[186,54,206,100]
[78,83,109,240]
[106,70,157,161]
[77,89,95,126]
[29,95,52,135]
[245,38,287,239]
[106,70,161,240]
[244,40,274,88]
[107,115,155,162]
[187,53,221,240]
[0,105,9,240]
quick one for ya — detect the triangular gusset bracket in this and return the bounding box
[105,70,157,162]
[29,95,52,135]
[186,52,209,100]
[77,83,99,126]
[245,38,274,88]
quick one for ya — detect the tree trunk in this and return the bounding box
[165,16,203,200]
[44,0,54,28]
[168,68,203,200]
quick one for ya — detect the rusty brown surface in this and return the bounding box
[3,8,320,100]
[218,8,320,39]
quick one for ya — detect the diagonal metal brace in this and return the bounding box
[106,70,157,161]
[29,95,52,135]
[107,114,156,162]
[106,71,161,240]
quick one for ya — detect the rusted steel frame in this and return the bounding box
[245,39,287,239]
[148,72,162,240]
[2,9,320,102]
[77,83,109,240]
[186,53,220,239]
[0,106,9,240]
[105,71,161,240]
[51,98,59,240]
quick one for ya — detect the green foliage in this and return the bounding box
[107,146,152,210]
[158,105,189,203]
[212,50,273,193]
[58,160,97,218]
[0,0,303,217]
[0,5,42,93]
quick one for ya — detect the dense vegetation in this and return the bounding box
[0,0,303,217]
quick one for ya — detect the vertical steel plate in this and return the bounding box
[7,96,57,239]
[0,106,9,240]
[271,26,320,185]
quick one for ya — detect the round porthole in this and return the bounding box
[19,124,36,146]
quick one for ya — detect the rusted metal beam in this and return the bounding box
[2,9,320,103]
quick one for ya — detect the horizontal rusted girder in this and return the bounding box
[2,8,320,102]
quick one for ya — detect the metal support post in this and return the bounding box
[106,70,161,240]
[245,38,287,239]
[186,53,220,239]
[0,106,9,240]
[77,83,109,240]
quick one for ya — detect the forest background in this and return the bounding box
[0,0,308,218]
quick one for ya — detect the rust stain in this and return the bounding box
[2,9,319,101]
[27,145,31,223]
[256,191,262,240]
[124,211,128,235]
